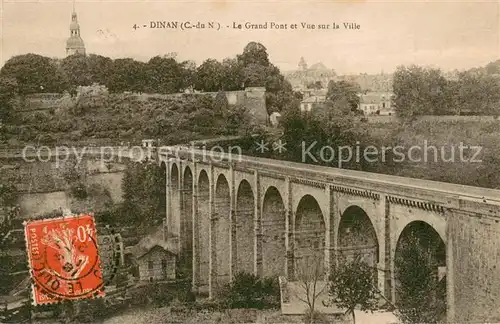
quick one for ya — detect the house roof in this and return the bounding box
[359,95,383,105]
[130,225,179,259]
[136,244,176,259]
[301,95,326,103]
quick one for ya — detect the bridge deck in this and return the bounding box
[1,146,498,208]
[164,147,500,208]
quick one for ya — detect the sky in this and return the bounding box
[1,0,499,74]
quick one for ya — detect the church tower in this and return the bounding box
[66,3,86,56]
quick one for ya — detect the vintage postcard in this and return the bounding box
[1,1,499,323]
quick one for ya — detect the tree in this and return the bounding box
[147,56,187,93]
[279,104,371,170]
[194,58,243,92]
[238,42,270,67]
[194,59,224,92]
[392,65,449,118]
[485,59,500,75]
[329,256,379,324]
[326,80,361,112]
[394,233,446,323]
[86,54,114,87]
[0,54,68,94]
[294,251,328,324]
[221,58,244,91]
[217,272,280,309]
[453,71,500,116]
[242,63,269,88]
[0,77,19,122]
[121,159,166,226]
[179,60,197,91]
[108,58,148,93]
[60,54,93,91]
[307,81,323,89]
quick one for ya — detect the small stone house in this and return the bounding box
[131,223,179,282]
[137,245,176,282]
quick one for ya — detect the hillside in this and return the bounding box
[224,116,500,189]
[2,92,251,147]
[387,118,500,188]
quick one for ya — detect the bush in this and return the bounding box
[302,310,329,324]
[152,284,175,307]
[217,272,280,309]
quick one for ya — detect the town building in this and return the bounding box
[66,6,86,56]
[130,222,179,282]
[358,92,395,116]
[284,59,337,90]
[136,245,177,282]
[300,95,327,113]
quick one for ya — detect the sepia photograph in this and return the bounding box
[0,0,499,323]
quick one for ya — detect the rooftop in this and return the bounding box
[130,225,179,259]
[301,95,326,103]
[359,92,393,105]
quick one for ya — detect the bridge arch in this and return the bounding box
[395,211,446,247]
[394,220,447,319]
[196,169,210,287]
[169,162,181,242]
[214,174,231,286]
[170,163,179,190]
[234,180,255,275]
[197,167,210,185]
[294,194,326,276]
[159,161,167,221]
[338,206,379,270]
[180,166,194,280]
[261,186,286,277]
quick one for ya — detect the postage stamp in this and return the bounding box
[23,214,105,305]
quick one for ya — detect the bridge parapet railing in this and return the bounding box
[164,147,500,214]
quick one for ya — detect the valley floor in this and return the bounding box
[98,306,399,324]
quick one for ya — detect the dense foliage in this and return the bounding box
[393,63,500,118]
[0,42,294,146]
[329,257,379,324]
[119,158,166,227]
[1,91,256,146]
[395,232,446,323]
[326,80,362,113]
[217,272,280,309]
[0,77,18,124]
[0,42,296,122]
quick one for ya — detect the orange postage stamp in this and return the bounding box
[24,214,105,305]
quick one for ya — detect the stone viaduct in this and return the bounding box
[160,146,500,323]
[2,145,499,322]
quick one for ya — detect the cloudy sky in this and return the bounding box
[1,0,499,74]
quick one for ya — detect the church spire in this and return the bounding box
[66,1,86,56]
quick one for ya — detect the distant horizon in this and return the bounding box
[2,1,499,75]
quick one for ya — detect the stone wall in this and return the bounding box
[18,87,268,124]
[117,88,268,124]
[137,246,176,281]
[0,158,125,219]
[450,210,500,322]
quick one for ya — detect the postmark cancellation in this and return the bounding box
[23,214,105,306]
